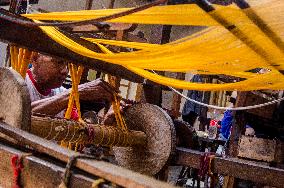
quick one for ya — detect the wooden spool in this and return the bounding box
[113,103,176,176]
[0,67,31,131]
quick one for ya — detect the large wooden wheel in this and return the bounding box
[113,103,176,176]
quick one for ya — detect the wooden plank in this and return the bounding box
[238,136,277,162]
[0,143,95,188]
[0,122,176,188]
[245,92,276,119]
[176,147,284,188]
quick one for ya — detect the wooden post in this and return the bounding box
[85,0,93,10]
[141,18,171,106]
[171,73,185,118]
[226,92,247,187]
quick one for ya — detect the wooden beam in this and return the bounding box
[0,121,175,188]
[85,0,93,10]
[0,143,95,188]
[0,17,144,83]
[176,147,284,188]
[0,0,10,6]
[171,73,185,118]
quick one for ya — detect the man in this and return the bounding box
[26,53,115,118]
[182,75,210,128]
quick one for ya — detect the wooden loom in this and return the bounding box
[0,66,176,187]
[0,0,284,187]
[0,1,178,187]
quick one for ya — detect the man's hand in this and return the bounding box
[101,99,136,125]
[78,79,115,103]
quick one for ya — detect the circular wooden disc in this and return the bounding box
[0,68,31,131]
[113,103,176,176]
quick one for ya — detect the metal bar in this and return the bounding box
[0,121,175,188]
[176,147,284,188]
[0,16,144,83]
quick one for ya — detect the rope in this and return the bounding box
[170,85,284,111]
[97,44,128,133]
[198,152,215,180]
[91,179,105,188]
[59,154,102,188]
[151,70,284,111]
[11,153,32,188]
[62,63,86,150]
[65,63,84,120]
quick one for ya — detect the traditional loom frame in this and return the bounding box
[1,0,284,187]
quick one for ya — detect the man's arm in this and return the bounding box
[31,90,70,115]
[31,79,115,116]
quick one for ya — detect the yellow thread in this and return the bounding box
[60,124,70,147]
[98,125,105,145]
[61,123,70,142]
[29,3,284,91]
[104,126,111,146]
[109,126,116,147]
[116,128,122,146]
[44,120,54,140]
[19,49,32,78]
[91,179,105,188]
[10,46,32,78]
[65,63,84,120]
[67,124,77,143]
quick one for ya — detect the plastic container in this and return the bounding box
[208,120,218,139]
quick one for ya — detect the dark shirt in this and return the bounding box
[182,75,210,117]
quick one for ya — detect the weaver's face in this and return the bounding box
[33,54,68,89]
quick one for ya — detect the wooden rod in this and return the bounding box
[31,115,147,147]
